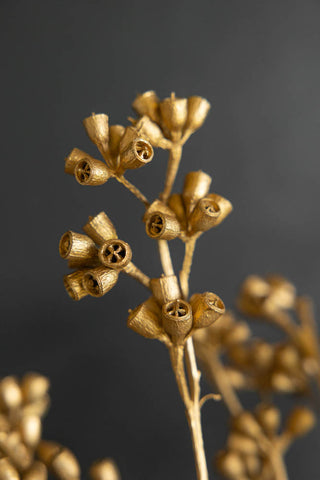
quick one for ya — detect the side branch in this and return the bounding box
[115,175,150,207]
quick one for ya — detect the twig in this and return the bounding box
[123,263,150,289]
[115,175,150,207]
[160,143,183,203]
[157,240,175,276]
[180,236,199,300]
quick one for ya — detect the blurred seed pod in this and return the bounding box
[204,193,233,226]
[21,373,49,405]
[99,240,132,270]
[159,94,188,138]
[227,344,250,368]
[23,461,47,480]
[274,343,300,371]
[90,459,120,480]
[0,415,10,433]
[215,450,245,479]
[150,275,181,305]
[255,403,281,437]
[231,412,263,440]
[168,194,187,230]
[127,297,163,340]
[162,299,193,344]
[63,271,88,301]
[132,90,160,124]
[265,275,296,312]
[237,275,270,317]
[22,395,50,419]
[285,406,316,437]
[188,197,221,233]
[74,157,111,186]
[59,232,97,266]
[270,371,298,393]
[184,96,211,134]
[83,114,109,155]
[243,454,261,478]
[37,441,60,465]
[190,292,225,329]
[38,441,80,480]
[82,267,119,298]
[0,377,22,410]
[83,212,117,245]
[0,432,32,471]
[222,322,251,346]
[64,148,88,175]
[182,171,212,215]
[0,458,20,480]
[119,127,153,170]
[250,341,274,370]
[224,368,249,390]
[108,125,125,160]
[227,432,259,456]
[145,211,180,240]
[19,415,41,449]
[134,116,171,149]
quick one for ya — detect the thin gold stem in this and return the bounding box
[123,262,150,289]
[115,175,150,207]
[161,143,183,203]
[157,240,175,276]
[180,236,199,300]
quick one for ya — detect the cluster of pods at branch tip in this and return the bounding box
[59,212,133,301]
[143,170,233,240]
[216,405,315,480]
[127,273,225,345]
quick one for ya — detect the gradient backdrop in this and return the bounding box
[1,1,320,478]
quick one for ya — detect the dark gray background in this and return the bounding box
[0,0,319,478]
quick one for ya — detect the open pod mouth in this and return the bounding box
[75,158,110,186]
[82,267,119,297]
[99,239,132,270]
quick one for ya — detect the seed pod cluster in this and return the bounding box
[60,212,133,301]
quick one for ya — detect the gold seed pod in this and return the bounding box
[51,448,80,480]
[145,211,180,240]
[222,322,251,345]
[83,113,109,154]
[185,96,211,133]
[162,299,193,344]
[23,462,47,480]
[204,193,233,226]
[231,411,262,439]
[188,196,221,233]
[159,94,188,137]
[0,415,10,433]
[0,377,22,410]
[119,127,153,170]
[59,231,97,265]
[255,403,281,437]
[243,454,261,478]
[215,450,245,479]
[274,344,300,371]
[0,432,32,471]
[271,371,297,393]
[250,341,274,370]
[37,441,61,465]
[227,433,259,456]
[182,171,212,215]
[237,275,270,317]
[64,148,88,175]
[0,458,20,480]
[285,406,316,437]
[90,459,121,480]
[21,373,50,404]
[108,125,125,169]
[143,199,176,222]
[19,415,42,449]
[74,157,111,186]
[150,275,181,305]
[190,292,225,329]
[99,240,132,270]
[82,267,119,297]
[63,271,88,301]
[134,116,171,149]
[22,395,50,418]
[168,194,187,230]
[266,275,296,312]
[228,344,250,368]
[132,90,160,124]
[127,297,162,340]
[83,212,117,245]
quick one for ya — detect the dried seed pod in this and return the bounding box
[0,415,10,433]
[182,171,212,215]
[185,96,211,133]
[82,267,119,297]
[74,157,111,186]
[99,240,132,270]
[222,322,251,345]
[127,297,162,339]
[37,441,60,465]
[228,344,250,368]
[134,116,170,149]
[108,125,125,159]
[90,459,120,480]
[215,450,245,479]
[64,148,88,175]
[255,403,281,437]
[143,199,176,222]
[227,433,259,456]
[285,406,316,437]
[237,275,270,316]
[145,211,180,240]
[271,371,297,393]
[190,292,225,329]
[168,194,187,230]
[274,344,300,371]
[188,196,221,233]
[38,441,80,480]
[0,377,22,410]
[63,271,88,301]
[119,127,153,170]
[83,212,117,245]
[19,415,41,448]
[243,454,261,477]
[23,462,47,480]
[132,90,160,124]
[266,275,296,312]
[21,373,49,404]
[204,193,233,226]
[150,275,181,305]
[231,411,262,439]
[22,395,50,418]
[250,341,274,370]
[83,113,109,154]
[0,458,20,480]
[162,299,193,344]
[0,432,32,471]
[59,231,97,266]
[159,94,188,137]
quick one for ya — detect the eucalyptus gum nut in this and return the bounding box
[83,212,117,245]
